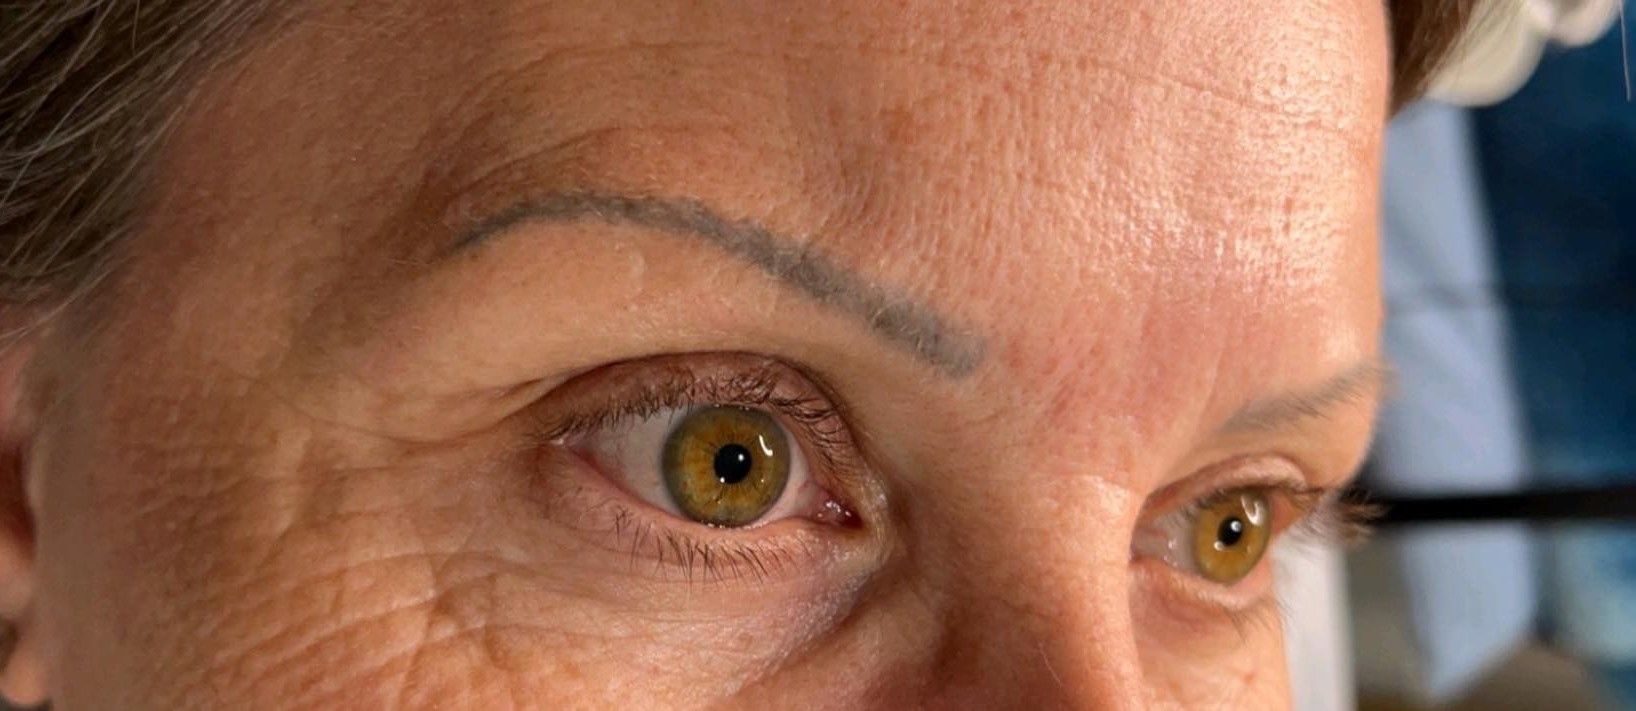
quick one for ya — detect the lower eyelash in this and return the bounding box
[1222,593,1288,644]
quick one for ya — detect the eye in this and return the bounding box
[536,355,869,584]
[566,394,847,530]
[1134,486,1279,585]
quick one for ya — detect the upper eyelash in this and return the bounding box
[1165,483,1379,551]
[1280,488,1379,550]
[543,363,813,431]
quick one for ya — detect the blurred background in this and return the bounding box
[0,2,1626,710]
[1283,1,1636,708]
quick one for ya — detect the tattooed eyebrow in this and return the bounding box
[450,191,986,377]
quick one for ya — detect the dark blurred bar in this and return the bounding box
[1362,483,1636,526]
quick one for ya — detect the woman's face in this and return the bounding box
[20,0,1388,707]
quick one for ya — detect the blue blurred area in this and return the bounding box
[1474,26,1636,704]
[1373,100,1538,701]
[1476,32,1636,481]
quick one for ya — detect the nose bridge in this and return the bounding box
[911,435,1151,709]
[924,541,1149,710]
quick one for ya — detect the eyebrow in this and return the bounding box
[1219,359,1391,434]
[448,192,985,377]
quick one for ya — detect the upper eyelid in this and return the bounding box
[535,356,798,440]
[1141,455,1316,520]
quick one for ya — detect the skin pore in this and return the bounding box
[2,0,1388,708]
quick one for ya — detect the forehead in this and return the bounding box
[151,0,1386,455]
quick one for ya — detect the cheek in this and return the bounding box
[33,393,865,708]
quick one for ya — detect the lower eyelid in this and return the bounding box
[1130,552,1279,620]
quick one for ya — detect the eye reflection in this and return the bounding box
[663,407,791,527]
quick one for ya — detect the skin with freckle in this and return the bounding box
[3,1,1390,708]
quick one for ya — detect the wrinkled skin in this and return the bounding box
[1,1,1388,708]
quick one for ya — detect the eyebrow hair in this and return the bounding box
[1219,359,1391,434]
[448,192,985,377]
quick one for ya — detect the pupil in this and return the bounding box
[713,443,754,485]
[1217,517,1246,547]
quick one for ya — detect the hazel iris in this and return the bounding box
[1190,490,1272,584]
[662,407,791,527]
